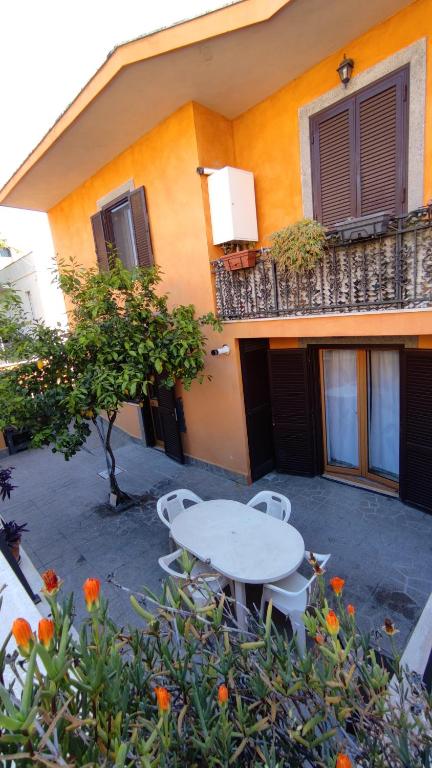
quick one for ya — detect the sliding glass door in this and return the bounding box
[322,350,359,470]
[320,348,399,488]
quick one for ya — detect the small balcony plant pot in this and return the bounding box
[222,249,258,271]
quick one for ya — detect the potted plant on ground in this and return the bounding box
[0,467,26,562]
[1,520,28,563]
[220,241,258,271]
[269,218,327,272]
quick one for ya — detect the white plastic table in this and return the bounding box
[170,499,305,630]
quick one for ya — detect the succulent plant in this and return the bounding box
[0,466,15,501]
[2,519,28,545]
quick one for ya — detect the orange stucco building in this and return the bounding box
[2,0,432,510]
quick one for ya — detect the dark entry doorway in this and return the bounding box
[141,382,184,464]
[240,340,432,514]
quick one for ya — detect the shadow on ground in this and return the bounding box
[2,426,431,646]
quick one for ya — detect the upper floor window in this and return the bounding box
[90,186,154,271]
[310,66,408,227]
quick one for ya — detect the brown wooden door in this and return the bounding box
[157,385,184,464]
[141,383,184,464]
[320,348,400,491]
[268,349,321,476]
[400,350,432,513]
[240,339,274,481]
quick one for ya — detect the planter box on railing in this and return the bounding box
[329,212,392,242]
[222,249,257,271]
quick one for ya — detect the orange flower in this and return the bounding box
[218,683,229,704]
[41,569,61,595]
[315,633,325,646]
[83,578,101,611]
[383,618,399,636]
[336,754,352,768]
[36,359,45,370]
[347,604,356,616]
[12,618,33,655]
[38,618,55,649]
[155,686,171,711]
[330,577,345,596]
[325,610,340,636]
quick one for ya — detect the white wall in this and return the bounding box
[0,250,66,327]
[0,209,67,328]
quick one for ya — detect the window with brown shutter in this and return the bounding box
[310,66,408,226]
[90,185,154,271]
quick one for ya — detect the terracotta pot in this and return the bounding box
[9,539,21,563]
[222,249,257,271]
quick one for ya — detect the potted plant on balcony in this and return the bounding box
[220,241,258,271]
[2,520,28,563]
[269,218,327,272]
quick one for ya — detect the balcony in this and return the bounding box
[211,206,432,320]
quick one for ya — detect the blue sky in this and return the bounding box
[0,0,230,255]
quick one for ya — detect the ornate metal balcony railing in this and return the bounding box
[211,206,432,320]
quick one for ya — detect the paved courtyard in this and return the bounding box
[1,426,431,647]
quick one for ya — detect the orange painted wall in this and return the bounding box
[232,0,432,241]
[47,0,432,480]
[49,103,212,315]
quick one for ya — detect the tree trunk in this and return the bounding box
[102,411,130,505]
[93,416,112,477]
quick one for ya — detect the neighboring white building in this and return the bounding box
[0,247,66,328]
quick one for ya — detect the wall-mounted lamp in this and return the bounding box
[211,345,230,356]
[337,55,354,87]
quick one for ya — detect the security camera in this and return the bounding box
[211,345,230,356]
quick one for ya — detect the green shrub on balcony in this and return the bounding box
[1,569,430,767]
[270,218,327,272]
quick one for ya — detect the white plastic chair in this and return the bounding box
[157,489,202,529]
[158,548,232,607]
[247,491,291,523]
[260,551,331,654]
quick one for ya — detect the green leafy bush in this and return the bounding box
[0,259,221,501]
[0,568,430,767]
[269,218,327,273]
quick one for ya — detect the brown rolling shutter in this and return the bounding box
[357,68,408,216]
[400,350,432,514]
[310,66,408,225]
[90,212,109,271]
[268,349,320,476]
[129,186,154,268]
[311,100,356,226]
[157,385,184,464]
[240,339,274,481]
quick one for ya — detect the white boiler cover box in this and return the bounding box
[208,167,258,245]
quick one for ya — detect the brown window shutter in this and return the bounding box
[268,349,320,476]
[157,385,184,464]
[90,212,110,271]
[311,100,356,226]
[129,186,154,268]
[400,350,432,514]
[310,66,408,224]
[239,339,274,481]
[357,68,408,216]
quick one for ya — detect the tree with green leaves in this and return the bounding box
[0,258,220,505]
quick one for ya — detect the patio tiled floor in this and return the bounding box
[2,426,431,647]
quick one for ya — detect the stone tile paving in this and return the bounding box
[1,427,431,648]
